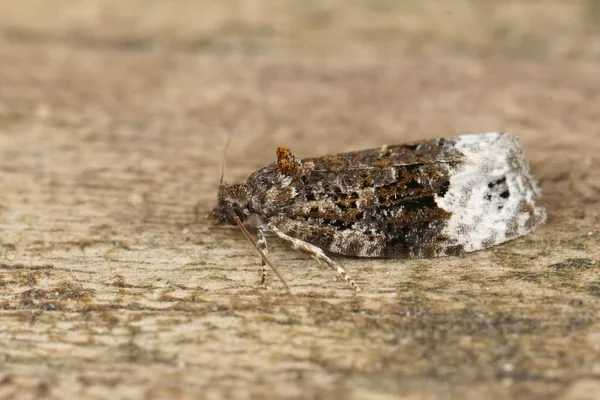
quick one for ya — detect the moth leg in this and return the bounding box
[257,226,269,287]
[267,223,361,292]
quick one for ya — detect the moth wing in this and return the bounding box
[306,139,465,172]
[269,215,388,258]
[275,132,544,259]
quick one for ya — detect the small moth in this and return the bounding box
[210,132,546,293]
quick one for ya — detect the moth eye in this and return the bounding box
[233,206,245,219]
[224,205,246,225]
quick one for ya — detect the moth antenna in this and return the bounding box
[219,132,235,187]
[228,209,292,295]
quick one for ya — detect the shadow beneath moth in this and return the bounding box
[210,132,546,293]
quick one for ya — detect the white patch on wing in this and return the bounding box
[435,132,546,253]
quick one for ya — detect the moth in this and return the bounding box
[210,132,546,293]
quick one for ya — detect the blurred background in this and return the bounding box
[1,2,600,399]
[1,0,599,60]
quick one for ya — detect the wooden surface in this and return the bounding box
[1,1,600,399]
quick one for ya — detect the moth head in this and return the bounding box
[210,183,250,226]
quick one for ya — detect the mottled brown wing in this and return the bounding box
[305,138,464,171]
[271,140,466,258]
